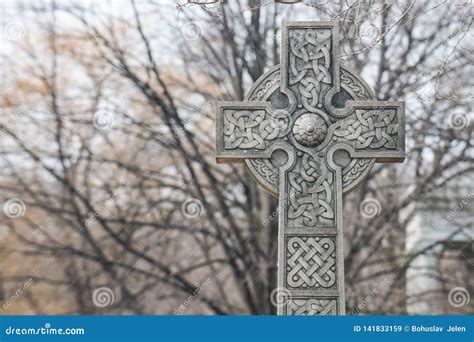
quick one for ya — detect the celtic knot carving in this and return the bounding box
[287,236,336,289]
[248,159,279,188]
[333,109,398,149]
[289,29,332,112]
[287,153,334,227]
[287,298,337,316]
[343,158,373,184]
[223,110,280,149]
[217,21,405,316]
[341,73,369,99]
[244,67,378,196]
[254,72,280,101]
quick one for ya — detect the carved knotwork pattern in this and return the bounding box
[341,73,369,99]
[223,110,280,149]
[253,72,280,101]
[248,158,279,188]
[287,298,337,315]
[287,153,334,227]
[216,22,405,316]
[333,109,398,150]
[289,29,332,112]
[244,67,377,195]
[286,236,336,289]
[343,158,373,184]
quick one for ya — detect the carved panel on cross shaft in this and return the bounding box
[286,236,337,289]
[287,298,338,316]
[286,153,335,227]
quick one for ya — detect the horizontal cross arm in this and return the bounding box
[330,101,405,162]
[215,101,284,163]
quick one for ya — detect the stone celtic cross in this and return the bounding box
[215,21,405,315]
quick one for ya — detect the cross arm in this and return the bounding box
[215,101,283,163]
[330,101,405,162]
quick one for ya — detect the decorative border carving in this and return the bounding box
[286,297,338,315]
[287,153,335,227]
[286,235,337,289]
[244,66,377,195]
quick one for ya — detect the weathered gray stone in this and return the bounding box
[216,21,405,315]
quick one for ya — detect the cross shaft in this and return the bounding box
[216,21,405,315]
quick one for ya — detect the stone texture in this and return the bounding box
[216,21,405,315]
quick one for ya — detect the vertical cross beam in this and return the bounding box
[215,21,405,315]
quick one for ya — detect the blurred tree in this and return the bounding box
[0,0,472,314]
